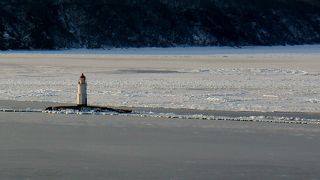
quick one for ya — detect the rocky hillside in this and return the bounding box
[1,0,320,49]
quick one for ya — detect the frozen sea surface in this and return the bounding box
[0,46,320,112]
[1,112,320,180]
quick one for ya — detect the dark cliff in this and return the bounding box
[1,0,320,49]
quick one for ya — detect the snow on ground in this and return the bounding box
[0,46,320,112]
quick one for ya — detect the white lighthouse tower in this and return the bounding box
[77,73,87,106]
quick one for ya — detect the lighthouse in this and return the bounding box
[45,73,132,113]
[77,73,87,106]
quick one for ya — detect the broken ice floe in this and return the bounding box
[1,66,320,113]
[131,111,320,125]
[0,108,42,113]
[2,107,318,125]
[307,99,320,104]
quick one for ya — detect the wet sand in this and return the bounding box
[0,111,320,179]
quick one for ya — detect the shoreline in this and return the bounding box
[1,45,320,56]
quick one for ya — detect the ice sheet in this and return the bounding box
[1,46,320,112]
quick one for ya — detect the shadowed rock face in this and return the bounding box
[0,0,320,50]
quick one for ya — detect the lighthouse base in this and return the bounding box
[45,105,132,114]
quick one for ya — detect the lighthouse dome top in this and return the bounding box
[80,73,86,79]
